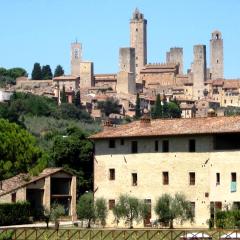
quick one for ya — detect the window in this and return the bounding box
[109,139,115,148]
[162,172,169,185]
[162,140,169,152]
[11,192,16,203]
[132,173,138,186]
[189,139,196,152]
[109,200,115,210]
[136,28,138,32]
[231,172,237,192]
[131,141,138,153]
[120,139,124,145]
[155,141,158,152]
[109,169,115,180]
[190,202,195,217]
[216,173,220,185]
[189,172,195,185]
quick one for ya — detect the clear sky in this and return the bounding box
[0,0,240,78]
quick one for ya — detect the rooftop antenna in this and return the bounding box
[75,37,78,44]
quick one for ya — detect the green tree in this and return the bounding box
[61,85,67,103]
[113,194,148,228]
[50,203,65,229]
[154,193,194,228]
[0,119,42,180]
[7,68,27,79]
[0,67,8,76]
[135,93,141,119]
[73,90,81,107]
[31,63,42,80]
[77,192,95,228]
[162,95,169,118]
[54,65,64,77]
[168,101,181,118]
[97,97,120,117]
[153,94,162,119]
[95,198,108,227]
[41,65,53,80]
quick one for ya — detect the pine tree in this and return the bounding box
[31,63,42,80]
[61,85,67,103]
[41,65,53,80]
[54,65,64,77]
[135,93,141,119]
[153,94,162,119]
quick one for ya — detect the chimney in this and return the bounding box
[140,111,151,127]
[103,119,114,129]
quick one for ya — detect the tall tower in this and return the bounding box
[166,47,184,74]
[210,30,224,80]
[130,8,147,83]
[71,41,82,76]
[116,47,136,95]
[192,45,207,100]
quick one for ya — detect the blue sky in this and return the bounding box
[0,0,240,78]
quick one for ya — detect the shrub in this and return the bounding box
[0,202,30,226]
[0,230,14,240]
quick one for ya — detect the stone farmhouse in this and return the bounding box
[0,168,77,221]
[90,115,240,228]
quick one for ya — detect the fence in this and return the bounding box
[1,228,240,240]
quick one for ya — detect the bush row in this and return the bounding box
[0,201,30,226]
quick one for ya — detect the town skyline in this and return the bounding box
[1,0,240,78]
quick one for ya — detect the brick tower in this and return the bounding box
[130,8,147,83]
[71,41,82,76]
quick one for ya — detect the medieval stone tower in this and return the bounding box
[166,47,184,74]
[116,48,136,95]
[210,30,224,80]
[130,8,147,83]
[192,45,207,100]
[71,41,82,76]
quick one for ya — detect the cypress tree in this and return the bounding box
[61,85,67,103]
[31,63,42,80]
[41,65,53,80]
[153,94,162,119]
[135,93,141,119]
[74,90,81,107]
[162,95,169,118]
[54,65,64,77]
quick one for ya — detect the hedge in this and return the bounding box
[0,201,30,226]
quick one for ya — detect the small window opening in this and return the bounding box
[109,169,115,180]
[132,173,138,186]
[162,172,169,185]
[189,172,195,185]
[109,139,115,148]
[189,139,196,152]
[131,141,138,153]
[162,140,169,152]
[216,173,220,185]
[155,140,158,152]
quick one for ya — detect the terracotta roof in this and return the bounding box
[223,80,240,89]
[0,168,71,197]
[212,79,224,86]
[89,116,240,139]
[53,75,79,81]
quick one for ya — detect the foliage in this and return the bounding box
[162,95,169,118]
[50,203,65,222]
[0,76,15,88]
[73,90,81,107]
[135,93,141,119]
[0,119,42,180]
[113,194,148,228]
[31,63,42,80]
[77,192,95,228]
[7,68,27,79]
[97,97,120,117]
[224,106,240,116]
[95,198,108,227]
[168,101,181,118]
[215,209,240,229]
[41,65,53,80]
[154,193,194,228]
[54,65,64,77]
[152,94,162,119]
[0,202,31,226]
[0,230,14,240]
[61,85,67,104]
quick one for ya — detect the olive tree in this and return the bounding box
[113,194,148,228]
[154,193,194,228]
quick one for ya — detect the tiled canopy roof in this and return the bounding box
[0,168,71,197]
[90,116,240,139]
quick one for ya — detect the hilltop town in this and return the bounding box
[2,9,240,121]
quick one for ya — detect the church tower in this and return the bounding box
[210,30,224,80]
[71,41,82,76]
[130,8,147,83]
